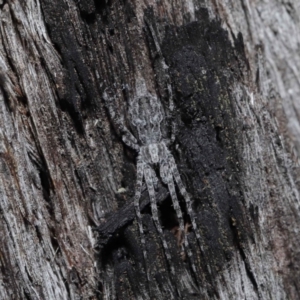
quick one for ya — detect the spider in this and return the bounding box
[104,89,201,275]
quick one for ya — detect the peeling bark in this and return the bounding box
[0,0,300,299]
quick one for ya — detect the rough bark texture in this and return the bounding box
[0,0,299,299]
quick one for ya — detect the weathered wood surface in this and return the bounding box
[0,0,299,299]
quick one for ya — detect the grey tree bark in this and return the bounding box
[0,0,300,299]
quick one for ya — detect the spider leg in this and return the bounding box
[122,134,140,151]
[161,161,197,274]
[144,21,175,144]
[134,158,149,278]
[168,155,204,252]
[144,164,175,275]
[103,89,140,151]
[165,74,176,144]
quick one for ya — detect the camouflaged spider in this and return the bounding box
[103,89,201,275]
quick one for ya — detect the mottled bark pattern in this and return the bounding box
[0,0,299,299]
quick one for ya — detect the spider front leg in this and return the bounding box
[144,20,176,143]
[121,132,140,151]
[103,89,139,151]
[144,164,175,275]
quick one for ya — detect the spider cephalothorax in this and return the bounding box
[128,95,168,164]
[129,95,164,146]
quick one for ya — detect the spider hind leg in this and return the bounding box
[134,159,149,279]
[161,161,197,274]
[168,155,207,259]
[144,164,175,275]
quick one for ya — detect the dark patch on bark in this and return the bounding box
[27,145,55,216]
[95,184,169,246]
[40,0,100,133]
[143,7,253,296]
[77,0,96,17]
[0,72,13,112]
[177,16,249,287]
[0,1,5,9]
[99,227,148,299]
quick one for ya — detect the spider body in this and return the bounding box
[125,94,199,274]
[103,90,200,276]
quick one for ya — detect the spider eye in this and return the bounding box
[132,117,146,127]
[150,112,163,124]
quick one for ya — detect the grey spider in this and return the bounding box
[104,90,201,275]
